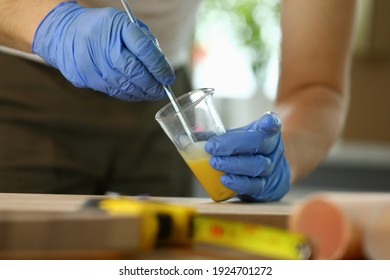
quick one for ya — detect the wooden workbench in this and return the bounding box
[0,193,292,260]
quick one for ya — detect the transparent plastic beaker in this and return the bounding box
[155,88,236,202]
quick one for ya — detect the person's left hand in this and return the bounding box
[204,112,290,202]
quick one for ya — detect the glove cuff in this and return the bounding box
[32,1,84,68]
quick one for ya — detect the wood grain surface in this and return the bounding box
[0,193,292,259]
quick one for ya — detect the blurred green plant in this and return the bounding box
[196,0,281,85]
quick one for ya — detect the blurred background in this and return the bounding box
[190,0,390,198]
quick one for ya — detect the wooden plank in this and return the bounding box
[0,193,292,227]
[0,193,97,212]
[0,193,293,259]
[0,209,151,259]
[155,196,291,228]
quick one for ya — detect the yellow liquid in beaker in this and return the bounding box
[178,142,236,202]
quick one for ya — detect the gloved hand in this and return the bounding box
[32,1,174,101]
[205,112,290,202]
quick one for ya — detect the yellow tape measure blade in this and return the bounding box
[193,216,311,260]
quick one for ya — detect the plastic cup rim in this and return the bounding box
[155,88,215,121]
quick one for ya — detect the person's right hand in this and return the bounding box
[32,1,174,101]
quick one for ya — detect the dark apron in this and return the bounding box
[0,52,192,196]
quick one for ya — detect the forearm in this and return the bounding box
[276,85,349,183]
[0,0,65,52]
[276,0,356,183]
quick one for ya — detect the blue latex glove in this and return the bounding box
[32,1,174,101]
[205,112,290,202]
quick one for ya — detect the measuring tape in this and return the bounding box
[193,216,310,260]
[87,196,311,260]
